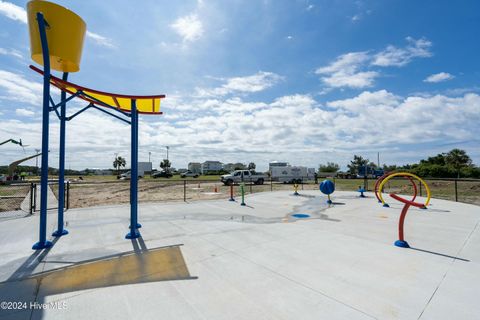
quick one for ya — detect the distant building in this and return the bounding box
[223,162,246,172]
[188,162,202,174]
[201,161,223,174]
[269,161,289,172]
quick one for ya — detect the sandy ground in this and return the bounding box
[66,181,321,208]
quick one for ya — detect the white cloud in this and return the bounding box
[316,37,433,89]
[0,70,42,105]
[315,52,379,88]
[0,0,27,23]
[424,72,455,83]
[316,52,369,74]
[15,108,34,117]
[322,71,379,89]
[223,72,283,93]
[86,31,115,48]
[170,14,204,42]
[0,47,23,59]
[351,14,361,22]
[327,90,400,112]
[1,83,479,170]
[372,37,432,67]
[195,71,284,97]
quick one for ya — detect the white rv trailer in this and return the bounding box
[271,166,315,183]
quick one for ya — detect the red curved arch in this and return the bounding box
[389,193,426,244]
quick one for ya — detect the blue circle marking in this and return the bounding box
[292,213,310,218]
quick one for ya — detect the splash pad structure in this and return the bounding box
[319,179,335,204]
[375,172,432,248]
[27,0,165,249]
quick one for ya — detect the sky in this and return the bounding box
[0,0,479,172]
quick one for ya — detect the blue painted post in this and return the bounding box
[126,100,140,239]
[52,72,69,237]
[33,13,53,250]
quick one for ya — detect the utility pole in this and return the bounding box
[148,151,151,163]
[377,152,380,168]
[166,146,169,161]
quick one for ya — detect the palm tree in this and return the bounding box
[160,159,171,172]
[113,156,126,175]
[445,149,472,178]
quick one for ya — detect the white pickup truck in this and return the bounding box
[221,170,267,186]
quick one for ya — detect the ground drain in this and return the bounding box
[292,213,310,218]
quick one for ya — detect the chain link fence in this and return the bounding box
[0,183,34,220]
[64,177,480,209]
[1,177,478,218]
[0,181,66,220]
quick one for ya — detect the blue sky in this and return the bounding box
[0,0,479,171]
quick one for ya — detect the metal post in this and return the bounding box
[33,183,37,212]
[270,175,273,192]
[240,183,246,206]
[29,183,34,215]
[126,100,140,239]
[53,72,69,237]
[419,181,422,197]
[33,13,53,250]
[454,179,458,202]
[229,184,235,201]
[183,180,186,202]
[66,181,70,210]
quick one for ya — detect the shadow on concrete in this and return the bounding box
[0,243,197,319]
[7,237,60,281]
[296,194,316,199]
[409,247,470,262]
[319,214,341,222]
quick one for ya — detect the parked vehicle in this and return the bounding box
[336,171,355,179]
[118,162,152,179]
[180,170,199,178]
[271,166,315,183]
[152,170,173,178]
[221,170,267,186]
[317,171,338,178]
[357,166,384,179]
[119,171,135,180]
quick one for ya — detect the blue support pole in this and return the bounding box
[52,72,69,237]
[33,12,53,250]
[126,99,140,239]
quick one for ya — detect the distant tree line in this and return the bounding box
[319,149,479,179]
[401,149,478,178]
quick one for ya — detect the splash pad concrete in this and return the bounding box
[0,191,478,319]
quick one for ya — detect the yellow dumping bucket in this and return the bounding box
[27,0,86,72]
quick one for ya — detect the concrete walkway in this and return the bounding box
[20,183,58,212]
[0,191,478,319]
